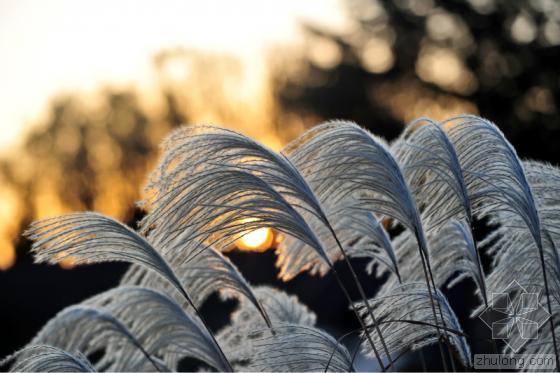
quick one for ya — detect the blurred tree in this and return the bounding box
[273,0,560,162]
[0,48,297,270]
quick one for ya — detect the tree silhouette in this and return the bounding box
[274,0,560,161]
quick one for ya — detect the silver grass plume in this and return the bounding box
[355,282,472,368]
[379,221,486,305]
[444,115,559,360]
[82,286,232,372]
[392,117,489,306]
[273,203,337,281]
[217,288,351,373]
[337,210,400,281]
[24,211,234,371]
[138,124,389,366]
[285,121,426,247]
[477,162,560,356]
[140,168,328,269]
[276,208,399,282]
[217,286,317,368]
[443,115,542,249]
[285,120,448,365]
[18,305,162,372]
[121,244,271,327]
[392,117,472,232]
[481,232,560,359]
[433,220,486,302]
[25,212,188,300]
[524,161,560,239]
[139,125,346,305]
[140,125,328,260]
[144,124,394,285]
[2,345,95,372]
[244,324,353,372]
[480,224,560,311]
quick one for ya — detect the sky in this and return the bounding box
[0,0,348,153]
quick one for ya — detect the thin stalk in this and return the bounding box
[324,328,368,372]
[393,266,427,373]
[424,254,457,372]
[330,267,386,371]
[535,238,560,368]
[325,329,358,372]
[351,333,365,371]
[415,231,449,372]
[469,223,488,306]
[128,336,164,372]
[328,227,394,370]
[469,221,500,371]
[176,287,233,372]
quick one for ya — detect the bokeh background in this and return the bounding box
[1,0,560,370]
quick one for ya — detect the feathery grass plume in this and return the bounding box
[481,239,560,360]
[444,115,560,362]
[276,208,399,282]
[144,125,322,213]
[392,117,471,232]
[25,212,187,299]
[121,245,271,327]
[141,168,328,266]
[524,161,560,239]
[392,116,496,358]
[141,125,327,258]
[139,124,388,366]
[379,221,487,303]
[524,161,560,195]
[374,222,486,366]
[143,125,334,283]
[243,324,353,372]
[81,286,232,372]
[273,196,340,282]
[140,125,375,290]
[284,121,424,243]
[356,282,471,368]
[376,230,419,294]
[17,305,162,372]
[477,186,560,355]
[480,225,560,310]
[286,120,450,365]
[434,220,486,302]
[338,210,400,281]
[218,286,317,368]
[1,345,95,372]
[520,313,560,365]
[24,212,233,371]
[443,115,542,248]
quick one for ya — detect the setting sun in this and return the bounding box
[236,227,274,252]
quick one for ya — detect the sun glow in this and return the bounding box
[237,227,274,252]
